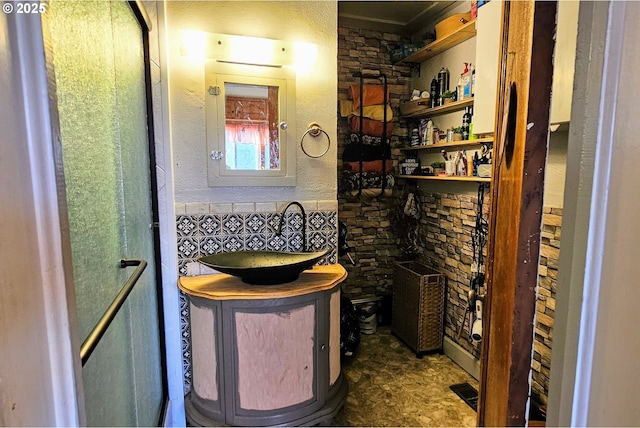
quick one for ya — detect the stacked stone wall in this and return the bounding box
[415,190,489,358]
[531,207,562,405]
[337,25,412,298]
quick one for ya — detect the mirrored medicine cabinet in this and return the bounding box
[205,61,296,186]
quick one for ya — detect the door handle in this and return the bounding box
[80,259,147,366]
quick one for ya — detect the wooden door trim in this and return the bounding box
[478,1,558,426]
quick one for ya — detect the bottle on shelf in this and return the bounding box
[457,63,470,100]
[462,106,472,140]
[430,77,439,108]
[456,73,464,102]
[462,62,472,99]
[410,128,420,146]
[471,64,476,97]
[437,67,450,106]
[424,119,434,145]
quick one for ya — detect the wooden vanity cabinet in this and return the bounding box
[181,266,346,427]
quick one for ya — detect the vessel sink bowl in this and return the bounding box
[197,249,330,285]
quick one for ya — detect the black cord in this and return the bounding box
[471,183,489,292]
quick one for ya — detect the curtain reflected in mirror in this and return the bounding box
[224,82,280,170]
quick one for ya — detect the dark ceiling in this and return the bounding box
[338,1,457,36]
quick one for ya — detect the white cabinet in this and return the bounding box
[472,0,503,135]
[550,0,579,125]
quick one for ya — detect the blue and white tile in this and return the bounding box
[266,234,287,251]
[308,211,328,231]
[176,215,198,237]
[246,234,267,251]
[245,213,267,234]
[200,236,223,255]
[281,212,304,234]
[179,291,192,394]
[178,258,191,277]
[266,213,282,233]
[221,213,245,235]
[285,232,305,252]
[327,230,338,248]
[222,235,245,252]
[198,214,220,236]
[177,237,199,259]
[308,231,328,251]
[327,211,338,229]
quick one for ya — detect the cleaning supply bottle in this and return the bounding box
[462,62,471,99]
[457,72,464,101]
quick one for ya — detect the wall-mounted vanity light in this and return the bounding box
[181,31,293,67]
[180,30,317,70]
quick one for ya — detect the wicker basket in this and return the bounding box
[435,13,471,40]
[392,262,445,356]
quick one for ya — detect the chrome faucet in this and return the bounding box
[276,201,307,252]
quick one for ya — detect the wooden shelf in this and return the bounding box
[399,19,477,64]
[401,98,474,119]
[400,137,493,151]
[397,174,491,183]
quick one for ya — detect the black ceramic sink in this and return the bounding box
[197,249,329,285]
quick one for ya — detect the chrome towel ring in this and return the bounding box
[301,122,330,158]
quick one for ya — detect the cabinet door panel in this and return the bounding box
[191,302,220,401]
[235,304,316,410]
[550,0,579,124]
[473,0,503,135]
[329,290,341,385]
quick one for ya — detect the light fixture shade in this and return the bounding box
[181,31,295,67]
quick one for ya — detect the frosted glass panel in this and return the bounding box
[112,2,163,424]
[48,1,162,426]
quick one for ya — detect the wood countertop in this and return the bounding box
[178,264,347,300]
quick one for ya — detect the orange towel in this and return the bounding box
[349,116,394,138]
[349,84,388,109]
[342,160,394,174]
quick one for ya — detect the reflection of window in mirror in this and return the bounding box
[206,62,296,186]
[224,82,279,171]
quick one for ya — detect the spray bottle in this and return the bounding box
[462,62,472,99]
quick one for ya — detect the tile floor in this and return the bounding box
[331,326,478,427]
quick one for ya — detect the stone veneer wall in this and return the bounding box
[338,25,559,405]
[337,25,412,299]
[531,207,562,406]
[414,190,489,358]
[175,200,338,393]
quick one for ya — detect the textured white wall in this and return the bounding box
[165,1,337,203]
[1,12,81,426]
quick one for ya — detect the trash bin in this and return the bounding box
[358,302,377,335]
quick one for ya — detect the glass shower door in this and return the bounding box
[47,1,163,426]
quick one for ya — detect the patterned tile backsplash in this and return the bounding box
[176,201,338,275]
[176,200,338,394]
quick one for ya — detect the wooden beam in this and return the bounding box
[478,1,557,426]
